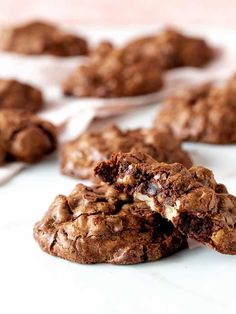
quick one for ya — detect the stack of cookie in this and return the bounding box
[33,124,194,264]
[34,144,236,264]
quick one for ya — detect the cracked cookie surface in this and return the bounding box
[95,152,236,254]
[60,124,192,180]
[34,183,188,264]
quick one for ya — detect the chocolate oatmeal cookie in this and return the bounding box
[34,183,187,264]
[0,110,57,163]
[155,81,236,144]
[0,79,43,113]
[95,152,236,255]
[123,28,214,70]
[60,124,192,180]
[63,48,163,97]
[0,20,88,56]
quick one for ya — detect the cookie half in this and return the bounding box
[34,184,188,264]
[60,124,192,180]
[95,152,236,255]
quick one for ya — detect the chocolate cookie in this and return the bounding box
[0,79,43,113]
[0,110,57,163]
[95,152,236,255]
[0,20,88,56]
[60,124,192,180]
[123,28,214,70]
[63,48,163,97]
[155,81,236,144]
[34,183,187,264]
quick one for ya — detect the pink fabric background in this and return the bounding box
[0,0,235,26]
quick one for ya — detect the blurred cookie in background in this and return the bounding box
[63,47,163,98]
[0,79,44,113]
[154,75,236,144]
[123,28,215,69]
[0,20,88,56]
[0,109,57,164]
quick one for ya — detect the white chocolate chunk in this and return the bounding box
[117,174,134,184]
[117,165,134,184]
[134,193,156,211]
[135,192,180,221]
[164,200,180,221]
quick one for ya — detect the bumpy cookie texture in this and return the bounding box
[0,20,88,56]
[34,183,187,264]
[0,110,57,163]
[95,152,236,255]
[60,124,192,180]
[63,48,163,97]
[0,79,43,113]
[123,28,214,70]
[155,80,236,144]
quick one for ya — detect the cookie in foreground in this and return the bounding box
[34,183,187,264]
[0,110,57,164]
[0,20,88,56]
[95,152,236,255]
[155,78,236,144]
[60,124,192,180]
[0,79,44,113]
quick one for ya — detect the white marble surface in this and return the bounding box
[1,27,236,314]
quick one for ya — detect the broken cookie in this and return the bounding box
[95,152,236,255]
[0,110,57,163]
[0,20,88,56]
[155,80,236,144]
[60,124,192,180]
[0,79,43,113]
[34,183,187,264]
